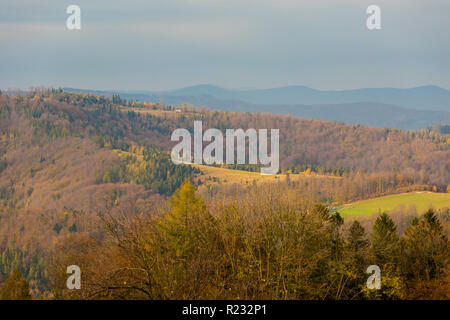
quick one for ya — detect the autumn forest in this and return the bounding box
[0,89,448,300]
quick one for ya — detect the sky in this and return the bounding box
[0,0,449,91]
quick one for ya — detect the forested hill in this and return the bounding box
[0,89,449,296]
[64,86,450,130]
[1,90,449,188]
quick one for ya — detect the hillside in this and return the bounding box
[65,85,450,130]
[123,101,450,187]
[0,89,447,231]
[70,84,450,111]
[0,89,449,299]
[2,90,449,188]
[160,85,450,111]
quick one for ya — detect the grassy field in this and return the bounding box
[339,192,450,216]
[121,106,198,119]
[192,163,338,185]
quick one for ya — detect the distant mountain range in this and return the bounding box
[64,85,450,130]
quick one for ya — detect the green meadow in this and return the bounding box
[339,192,450,216]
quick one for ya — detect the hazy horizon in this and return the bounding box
[3,83,450,93]
[1,0,449,90]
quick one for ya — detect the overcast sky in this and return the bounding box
[0,0,449,91]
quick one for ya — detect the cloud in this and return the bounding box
[0,0,449,90]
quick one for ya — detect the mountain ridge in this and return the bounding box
[64,85,450,130]
[128,84,450,112]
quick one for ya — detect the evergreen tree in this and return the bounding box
[371,213,398,265]
[162,179,207,251]
[347,220,369,252]
[401,209,449,280]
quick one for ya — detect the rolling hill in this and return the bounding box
[151,84,450,111]
[65,85,450,130]
[0,89,449,299]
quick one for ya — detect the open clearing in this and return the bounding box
[191,164,338,185]
[339,192,450,216]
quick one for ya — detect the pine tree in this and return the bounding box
[401,209,449,280]
[371,213,398,265]
[347,221,369,252]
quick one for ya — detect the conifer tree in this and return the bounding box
[371,213,398,265]
[401,209,449,280]
[159,179,209,259]
[348,220,369,252]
